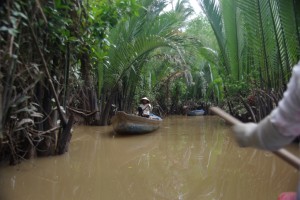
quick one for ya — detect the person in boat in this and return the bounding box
[138,97,152,118]
[232,61,300,199]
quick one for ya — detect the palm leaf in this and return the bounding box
[277,0,300,67]
[222,0,241,80]
[104,35,171,89]
[198,0,227,71]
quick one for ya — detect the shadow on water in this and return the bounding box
[0,115,298,200]
[110,131,159,138]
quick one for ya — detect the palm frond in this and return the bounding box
[222,0,240,80]
[104,35,171,89]
[277,0,300,67]
[197,0,228,70]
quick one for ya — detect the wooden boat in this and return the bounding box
[111,111,162,134]
[187,109,205,116]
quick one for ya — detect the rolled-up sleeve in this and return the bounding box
[270,61,300,137]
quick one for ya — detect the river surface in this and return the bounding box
[0,115,299,200]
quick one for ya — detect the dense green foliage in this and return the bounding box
[197,0,300,121]
[0,0,141,163]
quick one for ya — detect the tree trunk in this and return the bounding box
[56,115,74,155]
[0,71,3,140]
[80,52,101,125]
[36,83,56,156]
[0,71,3,155]
[100,93,114,126]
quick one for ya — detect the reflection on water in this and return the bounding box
[0,116,298,200]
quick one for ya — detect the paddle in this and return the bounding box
[210,106,300,170]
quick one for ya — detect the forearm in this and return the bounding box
[233,116,296,151]
[257,117,295,150]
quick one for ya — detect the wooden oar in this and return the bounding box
[210,106,300,170]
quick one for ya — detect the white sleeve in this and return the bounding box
[270,61,300,137]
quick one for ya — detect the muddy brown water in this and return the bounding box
[0,116,299,200]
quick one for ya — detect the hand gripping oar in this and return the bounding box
[210,106,300,170]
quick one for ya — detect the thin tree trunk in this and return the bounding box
[100,91,116,125]
[56,115,74,155]
[36,83,56,156]
[80,52,101,125]
[63,42,70,108]
[0,71,3,139]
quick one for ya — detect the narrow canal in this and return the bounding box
[0,116,298,200]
